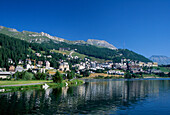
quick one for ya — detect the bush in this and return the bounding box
[53,71,63,83]
[22,72,34,80]
[13,71,34,80]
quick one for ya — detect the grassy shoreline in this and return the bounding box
[0,79,84,93]
[0,80,52,86]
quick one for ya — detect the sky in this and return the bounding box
[0,0,170,58]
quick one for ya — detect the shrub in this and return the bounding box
[13,71,34,80]
[22,72,34,80]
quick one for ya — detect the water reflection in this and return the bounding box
[1,79,170,114]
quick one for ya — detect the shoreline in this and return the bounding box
[0,79,84,93]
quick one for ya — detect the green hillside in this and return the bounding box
[41,40,151,62]
[0,33,66,69]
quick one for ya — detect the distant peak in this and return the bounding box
[87,39,117,50]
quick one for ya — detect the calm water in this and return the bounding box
[1,78,170,114]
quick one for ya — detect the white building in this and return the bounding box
[15,66,24,72]
[35,53,41,57]
[26,64,31,70]
[46,61,50,68]
[59,62,70,71]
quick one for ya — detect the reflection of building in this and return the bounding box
[0,79,164,114]
[59,62,70,71]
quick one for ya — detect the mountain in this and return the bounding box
[0,26,117,49]
[150,55,170,65]
[0,26,66,43]
[87,39,117,50]
[0,26,151,63]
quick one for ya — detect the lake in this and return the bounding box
[1,78,170,114]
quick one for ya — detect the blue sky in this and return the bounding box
[0,0,170,57]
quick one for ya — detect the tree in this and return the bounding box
[35,72,47,80]
[53,71,63,83]
[82,70,90,77]
[66,71,75,80]
[125,71,132,79]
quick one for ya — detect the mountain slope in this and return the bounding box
[150,55,170,65]
[0,26,151,63]
[40,40,151,62]
[87,39,117,50]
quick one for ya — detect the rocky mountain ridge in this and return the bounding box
[87,39,117,50]
[0,26,117,50]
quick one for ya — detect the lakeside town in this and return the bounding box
[1,47,166,80]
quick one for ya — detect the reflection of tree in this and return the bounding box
[67,87,73,95]
[52,87,62,101]
[0,80,168,114]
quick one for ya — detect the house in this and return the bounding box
[46,61,50,68]
[26,64,31,70]
[8,58,13,64]
[40,68,46,73]
[74,56,79,59]
[18,60,24,64]
[0,68,6,72]
[59,62,70,71]
[26,59,32,65]
[0,72,15,79]
[35,53,41,57]
[107,70,124,75]
[91,62,96,68]
[78,65,86,70]
[47,55,52,58]
[152,62,158,67]
[38,61,43,65]
[59,47,70,51]
[101,63,112,69]
[9,65,15,72]
[139,62,146,67]
[15,66,24,72]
